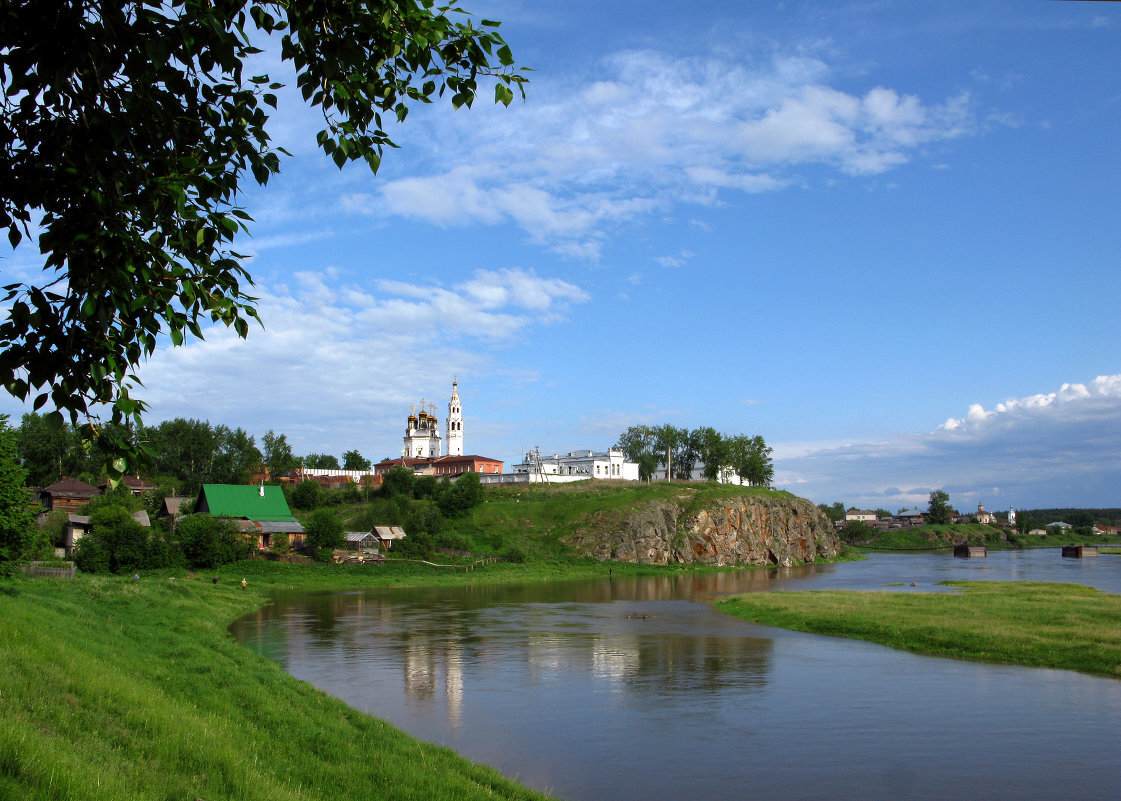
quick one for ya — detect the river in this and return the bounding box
[230,549,1121,801]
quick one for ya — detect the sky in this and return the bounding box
[3,1,1120,512]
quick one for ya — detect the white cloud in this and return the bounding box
[776,375,1121,509]
[355,49,977,258]
[131,268,589,456]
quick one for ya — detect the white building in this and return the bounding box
[403,380,464,458]
[511,449,639,481]
[446,379,464,456]
[650,462,750,485]
[845,509,878,523]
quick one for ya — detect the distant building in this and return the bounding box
[514,449,638,481]
[896,508,926,525]
[381,379,502,477]
[375,454,503,477]
[845,509,878,523]
[649,463,751,485]
[402,379,465,459]
[975,502,993,525]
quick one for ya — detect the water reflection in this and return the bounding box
[231,551,1121,801]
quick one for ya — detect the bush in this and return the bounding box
[75,505,180,573]
[176,514,246,569]
[84,483,143,515]
[437,472,483,517]
[840,521,874,543]
[270,531,290,554]
[304,508,344,560]
[394,529,434,559]
[504,546,527,563]
[290,479,324,511]
[381,466,415,499]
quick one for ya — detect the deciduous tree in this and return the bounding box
[0,0,526,478]
[0,415,36,561]
[927,490,952,525]
[342,450,372,471]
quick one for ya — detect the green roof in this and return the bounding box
[196,484,297,522]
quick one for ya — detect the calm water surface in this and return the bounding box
[231,550,1121,800]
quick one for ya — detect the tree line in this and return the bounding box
[615,424,774,486]
[14,413,374,496]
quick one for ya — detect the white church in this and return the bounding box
[377,379,504,478]
[402,378,464,458]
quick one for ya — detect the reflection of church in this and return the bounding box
[376,379,503,477]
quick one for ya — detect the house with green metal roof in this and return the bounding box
[194,485,303,550]
[196,484,296,520]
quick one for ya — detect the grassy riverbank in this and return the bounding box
[843,522,1114,551]
[2,555,779,801]
[716,581,1121,679]
[1,565,566,801]
[441,480,797,558]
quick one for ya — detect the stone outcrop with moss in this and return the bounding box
[564,493,840,567]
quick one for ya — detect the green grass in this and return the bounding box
[844,522,1114,552]
[444,480,796,557]
[1,551,799,801]
[716,581,1121,679]
[0,570,556,801]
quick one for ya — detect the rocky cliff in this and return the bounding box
[563,493,841,567]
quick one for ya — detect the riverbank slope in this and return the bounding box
[448,481,841,566]
[0,569,557,801]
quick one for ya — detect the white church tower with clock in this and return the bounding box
[446,378,464,456]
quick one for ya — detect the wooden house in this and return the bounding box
[39,477,99,513]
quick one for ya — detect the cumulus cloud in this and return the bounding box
[775,375,1121,509]
[356,49,976,258]
[130,268,589,456]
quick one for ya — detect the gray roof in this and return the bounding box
[345,531,377,542]
[239,519,305,534]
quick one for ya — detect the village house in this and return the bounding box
[59,510,151,557]
[38,477,99,513]
[845,509,878,523]
[194,484,305,549]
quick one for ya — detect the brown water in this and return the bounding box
[231,551,1121,801]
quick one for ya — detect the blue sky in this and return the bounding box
[4,1,1120,511]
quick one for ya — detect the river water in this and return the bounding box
[231,550,1121,800]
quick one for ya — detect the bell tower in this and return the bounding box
[446,378,464,456]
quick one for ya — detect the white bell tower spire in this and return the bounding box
[447,377,464,456]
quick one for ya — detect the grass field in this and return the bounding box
[0,566,563,801]
[716,581,1121,679]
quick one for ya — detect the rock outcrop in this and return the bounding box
[564,493,840,567]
